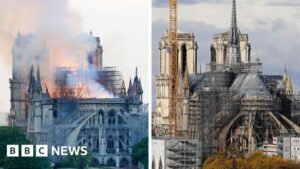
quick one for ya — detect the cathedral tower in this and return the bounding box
[210,0,251,66]
[154,31,198,136]
[9,33,31,128]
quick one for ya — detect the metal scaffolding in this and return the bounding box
[52,66,123,98]
[165,139,201,169]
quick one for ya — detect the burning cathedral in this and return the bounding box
[9,31,147,168]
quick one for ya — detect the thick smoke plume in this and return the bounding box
[0,0,86,64]
[66,68,115,98]
[0,0,110,123]
[5,0,98,92]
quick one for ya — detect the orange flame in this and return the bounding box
[73,81,89,98]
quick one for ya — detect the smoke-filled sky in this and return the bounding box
[0,0,149,125]
[152,0,300,107]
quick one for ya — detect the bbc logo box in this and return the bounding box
[7,145,48,157]
[6,145,19,157]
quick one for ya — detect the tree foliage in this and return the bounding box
[132,137,148,169]
[55,153,92,169]
[0,126,50,169]
[203,151,300,169]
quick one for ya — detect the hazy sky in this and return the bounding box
[0,0,149,125]
[152,0,300,106]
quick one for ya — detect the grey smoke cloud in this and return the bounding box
[66,68,115,98]
[13,1,103,99]
[0,0,97,118]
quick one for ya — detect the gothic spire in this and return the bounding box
[225,0,241,67]
[284,64,287,74]
[129,78,132,88]
[134,67,139,83]
[127,78,132,95]
[28,65,35,93]
[283,64,288,84]
[286,76,293,95]
[120,80,126,97]
[135,67,138,77]
[229,0,238,45]
[35,65,42,92]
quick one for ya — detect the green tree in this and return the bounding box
[132,137,148,169]
[0,126,50,169]
[55,151,92,169]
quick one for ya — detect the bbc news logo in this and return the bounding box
[7,145,88,157]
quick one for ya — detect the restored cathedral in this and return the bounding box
[152,0,300,165]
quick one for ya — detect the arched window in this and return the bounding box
[108,110,116,125]
[109,110,115,117]
[157,84,161,97]
[120,158,129,168]
[211,45,216,63]
[107,136,114,149]
[106,158,116,167]
[162,84,164,97]
[181,44,187,75]
[90,158,100,167]
[119,141,123,150]
[159,156,163,169]
[98,110,104,124]
[152,157,156,169]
